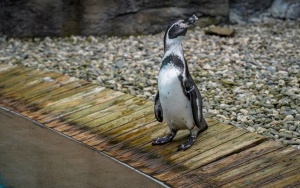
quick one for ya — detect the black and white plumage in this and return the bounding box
[153,15,208,151]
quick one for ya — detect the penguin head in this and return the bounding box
[164,14,198,51]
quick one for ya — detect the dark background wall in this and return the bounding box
[0,0,299,37]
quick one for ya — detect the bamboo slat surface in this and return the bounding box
[1,64,300,187]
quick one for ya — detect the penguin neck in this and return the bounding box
[163,40,185,62]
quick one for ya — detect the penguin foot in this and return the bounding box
[152,137,172,145]
[177,135,197,151]
[152,130,177,145]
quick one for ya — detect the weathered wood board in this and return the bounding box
[1,64,300,187]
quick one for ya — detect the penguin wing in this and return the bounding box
[154,92,163,122]
[184,77,204,129]
[189,87,202,128]
[182,58,206,129]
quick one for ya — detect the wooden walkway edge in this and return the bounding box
[1,64,300,187]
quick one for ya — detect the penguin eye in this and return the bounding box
[174,24,179,27]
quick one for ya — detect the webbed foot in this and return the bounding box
[177,135,197,151]
[152,130,177,145]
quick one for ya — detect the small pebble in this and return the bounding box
[43,77,54,82]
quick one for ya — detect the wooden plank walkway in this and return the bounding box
[1,64,300,187]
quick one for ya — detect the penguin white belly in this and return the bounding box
[158,65,194,130]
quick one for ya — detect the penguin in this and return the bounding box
[153,14,208,151]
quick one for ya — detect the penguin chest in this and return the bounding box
[158,65,194,130]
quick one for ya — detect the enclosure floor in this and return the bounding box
[0,108,163,188]
[1,64,299,187]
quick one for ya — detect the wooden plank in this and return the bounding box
[111,119,219,161]
[0,64,14,72]
[100,113,157,139]
[21,84,99,120]
[147,122,234,160]
[261,169,300,188]
[210,147,298,187]
[20,78,89,105]
[101,119,219,153]
[102,121,217,159]
[89,105,154,134]
[69,103,153,144]
[107,123,236,178]
[50,94,134,126]
[47,95,145,138]
[0,71,63,110]
[37,87,108,113]
[45,94,134,135]
[114,119,219,159]
[8,75,72,101]
[106,111,231,144]
[98,121,167,157]
[6,75,85,111]
[21,81,91,115]
[221,151,300,187]
[0,67,34,86]
[37,88,126,123]
[47,95,137,140]
[95,114,211,153]
[78,105,154,143]
[169,141,283,187]
[34,80,89,104]
[140,126,242,163]
[38,85,106,110]
[96,120,160,152]
[120,122,231,170]
[154,131,266,183]
[182,133,266,168]
[70,105,154,142]
[67,97,152,130]
[38,87,113,115]
[48,90,126,122]
[0,70,62,97]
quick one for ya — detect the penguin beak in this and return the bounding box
[179,14,198,28]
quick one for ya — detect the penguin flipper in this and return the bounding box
[188,85,208,132]
[154,92,163,122]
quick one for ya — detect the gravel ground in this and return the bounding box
[0,18,299,148]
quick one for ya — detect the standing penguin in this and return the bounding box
[153,15,208,151]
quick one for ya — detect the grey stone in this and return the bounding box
[246,126,256,132]
[283,140,300,145]
[293,132,300,137]
[278,132,294,139]
[115,59,125,69]
[296,114,300,120]
[204,26,235,37]
[289,125,297,131]
[270,128,279,135]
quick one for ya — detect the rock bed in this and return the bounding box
[0,18,299,148]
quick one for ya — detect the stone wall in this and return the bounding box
[229,0,274,23]
[0,0,299,37]
[229,0,300,24]
[271,0,300,19]
[0,0,229,37]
